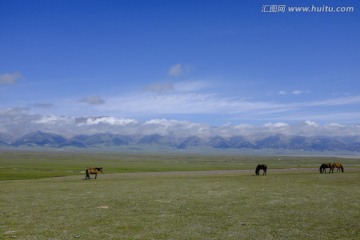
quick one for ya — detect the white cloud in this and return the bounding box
[307,95,360,107]
[34,115,72,124]
[81,90,360,126]
[101,91,287,117]
[142,118,210,137]
[291,90,303,95]
[168,63,182,76]
[7,86,360,130]
[2,108,360,139]
[144,82,174,93]
[3,87,360,138]
[305,120,319,127]
[278,90,306,95]
[145,118,182,126]
[168,63,189,77]
[32,103,55,109]
[264,122,289,128]
[0,72,22,85]
[174,80,212,92]
[78,116,138,126]
[326,123,344,128]
[79,95,105,105]
[234,124,253,130]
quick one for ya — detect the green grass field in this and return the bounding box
[1,150,360,239]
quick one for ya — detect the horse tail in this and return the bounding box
[341,165,344,172]
[85,169,90,179]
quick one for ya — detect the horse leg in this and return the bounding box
[85,170,90,180]
[95,173,97,179]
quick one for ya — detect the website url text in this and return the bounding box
[261,5,355,13]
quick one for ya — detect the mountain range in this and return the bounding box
[1,131,360,152]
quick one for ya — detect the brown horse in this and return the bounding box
[319,163,333,174]
[85,167,103,180]
[331,163,344,173]
[255,164,267,175]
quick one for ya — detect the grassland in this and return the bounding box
[1,150,360,239]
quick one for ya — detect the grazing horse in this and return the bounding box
[331,163,344,173]
[319,163,333,174]
[255,164,267,175]
[85,167,103,180]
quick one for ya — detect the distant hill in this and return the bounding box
[0,133,15,146]
[71,133,129,147]
[3,131,360,152]
[177,136,206,149]
[12,131,68,147]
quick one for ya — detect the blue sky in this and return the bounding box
[0,0,360,136]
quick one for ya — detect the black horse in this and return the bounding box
[255,164,267,175]
[85,167,103,179]
[319,163,333,174]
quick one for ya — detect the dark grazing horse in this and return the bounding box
[319,163,333,174]
[255,164,267,175]
[331,163,344,173]
[85,167,103,180]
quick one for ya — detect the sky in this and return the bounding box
[1,0,360,138]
